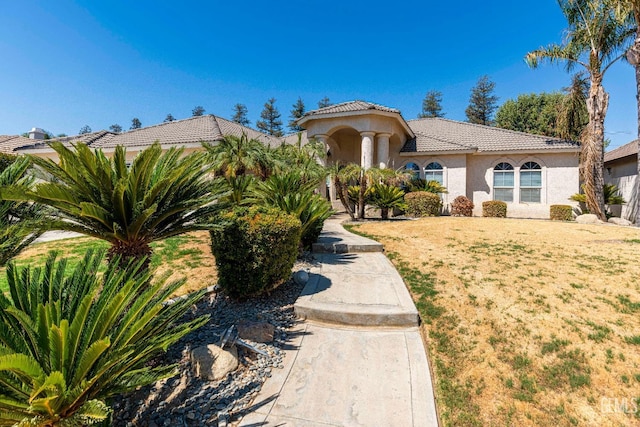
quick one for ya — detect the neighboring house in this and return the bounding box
[1,100,581,219]
[604,140,638,222]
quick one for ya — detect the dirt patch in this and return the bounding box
[353,217,640,427]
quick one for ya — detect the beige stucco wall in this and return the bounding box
[466,152,580,219]
[605,157,638,221]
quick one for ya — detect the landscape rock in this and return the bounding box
[237,321,275,343]
[293,269,309,285]
[608,217,632,226]
[575,214,602,224]
[190,344,238,381]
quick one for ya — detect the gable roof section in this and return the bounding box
[604,140,637,163]
[302,100,401,117]
[0,135,40,154]
[403,118,580,154]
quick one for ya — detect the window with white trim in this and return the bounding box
[520,161,542,203]
[404,162,420,180]
[424,162,444,185]
[493,162,514,202]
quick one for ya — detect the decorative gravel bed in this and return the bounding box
[111,257,316,427]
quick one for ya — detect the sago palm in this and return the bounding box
[526,0,634,220]
[368,183,408,220]
[1,142,225,268]
[0,156,46,266]
[0,250,208,425]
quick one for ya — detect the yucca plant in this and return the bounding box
[0,250,208,425]
[0,156,46,266]
[368,183,408,220]
[0,142,226,269]
[252,172,333,248]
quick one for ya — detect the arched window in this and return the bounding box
[520,161,542,203]
[493,162,514,202]
[424,162,444,185]
[404,162,420,180]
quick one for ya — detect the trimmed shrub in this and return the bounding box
[210,206,301,299]
[550,204,573,221]
[405,191,442,217]
[482,200,507,218]
[451,195,474,217]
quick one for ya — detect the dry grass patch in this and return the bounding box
[350,217,640,427]
[0,231,217,298]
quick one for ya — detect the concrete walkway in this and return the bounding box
[239,215,439,427]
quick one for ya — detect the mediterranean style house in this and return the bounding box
[604,140,638,222]
[0,100,581,219]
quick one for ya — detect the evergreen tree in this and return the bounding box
[130,118,142,130]
[465,75,499,126]
[288,97,306,132]
[192,106,205,116]
[232,104,250,127]
[164,113,176,122]
[78,125,92,135]
[109,124,122,133]
[418,91,445,118]
[256,98,283,137]
[318,97,332,108]
[495,92,565,136]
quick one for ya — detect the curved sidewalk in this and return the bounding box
[239,215,439,427]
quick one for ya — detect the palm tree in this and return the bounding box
[204,132,272,179]
[556,72,590,141]
[368,183,408,220]
[611,0,640,223]
[1,142,225,268]
[0,156,46,266]
[526,0,634,221]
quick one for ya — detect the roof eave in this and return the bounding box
[400,149,477,156]
[297,110,415,139]
[473,147,581,155]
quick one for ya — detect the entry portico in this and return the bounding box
[297,101,414,170]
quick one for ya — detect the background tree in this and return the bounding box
[526,0,633,221]
[232,103,250,126]
[418,90,445,118]
[288,97,306,132]
[465,75,499,125]
[495,92,565,136]
[192,105,205,116]
[109,123,122,133]
[318,97,332,108]
[256,98,284,137]
[164,113,176,122]
[78,125,92,135]
[130,117,142,130]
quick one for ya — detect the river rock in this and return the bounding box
[237,321,275,343]
[190,344,238,381]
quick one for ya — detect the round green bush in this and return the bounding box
[210,206,301,299]
[482,200,507,218]
[550,204,573,221]
[405,191,442,217]
[451,195,474,217]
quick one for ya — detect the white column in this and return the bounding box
[313,134,329,166]
[313,134,333,201]
[376,133,391,169]
[360,131,375,170]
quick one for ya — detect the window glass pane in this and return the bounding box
[425,162,443,170]
[521,188,541,203]
[494,171,514,187]
[425,170,443,184]
[494,188,513,202]
[520,171,541,187]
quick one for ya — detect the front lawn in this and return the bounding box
[0,231,217,297]
[349,217,640,427]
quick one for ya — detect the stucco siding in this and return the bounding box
[466,152,579,219]
[605,157,638,221]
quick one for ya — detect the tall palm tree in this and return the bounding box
[204,132,272,179]
[611,0,640,223]
[1,142,225,268]
[526,0,634,221]
[556,72,590,141]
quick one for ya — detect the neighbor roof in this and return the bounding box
[402,118,580,154]
[604,140,637,163]
[0,135,43,154]
[301,100,401,118]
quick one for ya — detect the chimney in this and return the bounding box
[28,127,46,140]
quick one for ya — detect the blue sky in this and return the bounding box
[0,0,636,149]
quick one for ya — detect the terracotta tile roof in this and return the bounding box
[52,130,116,147]
[0,135,43,154]
[302,100,401,118]
[402,118,580,153]
[604,140,637,163]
